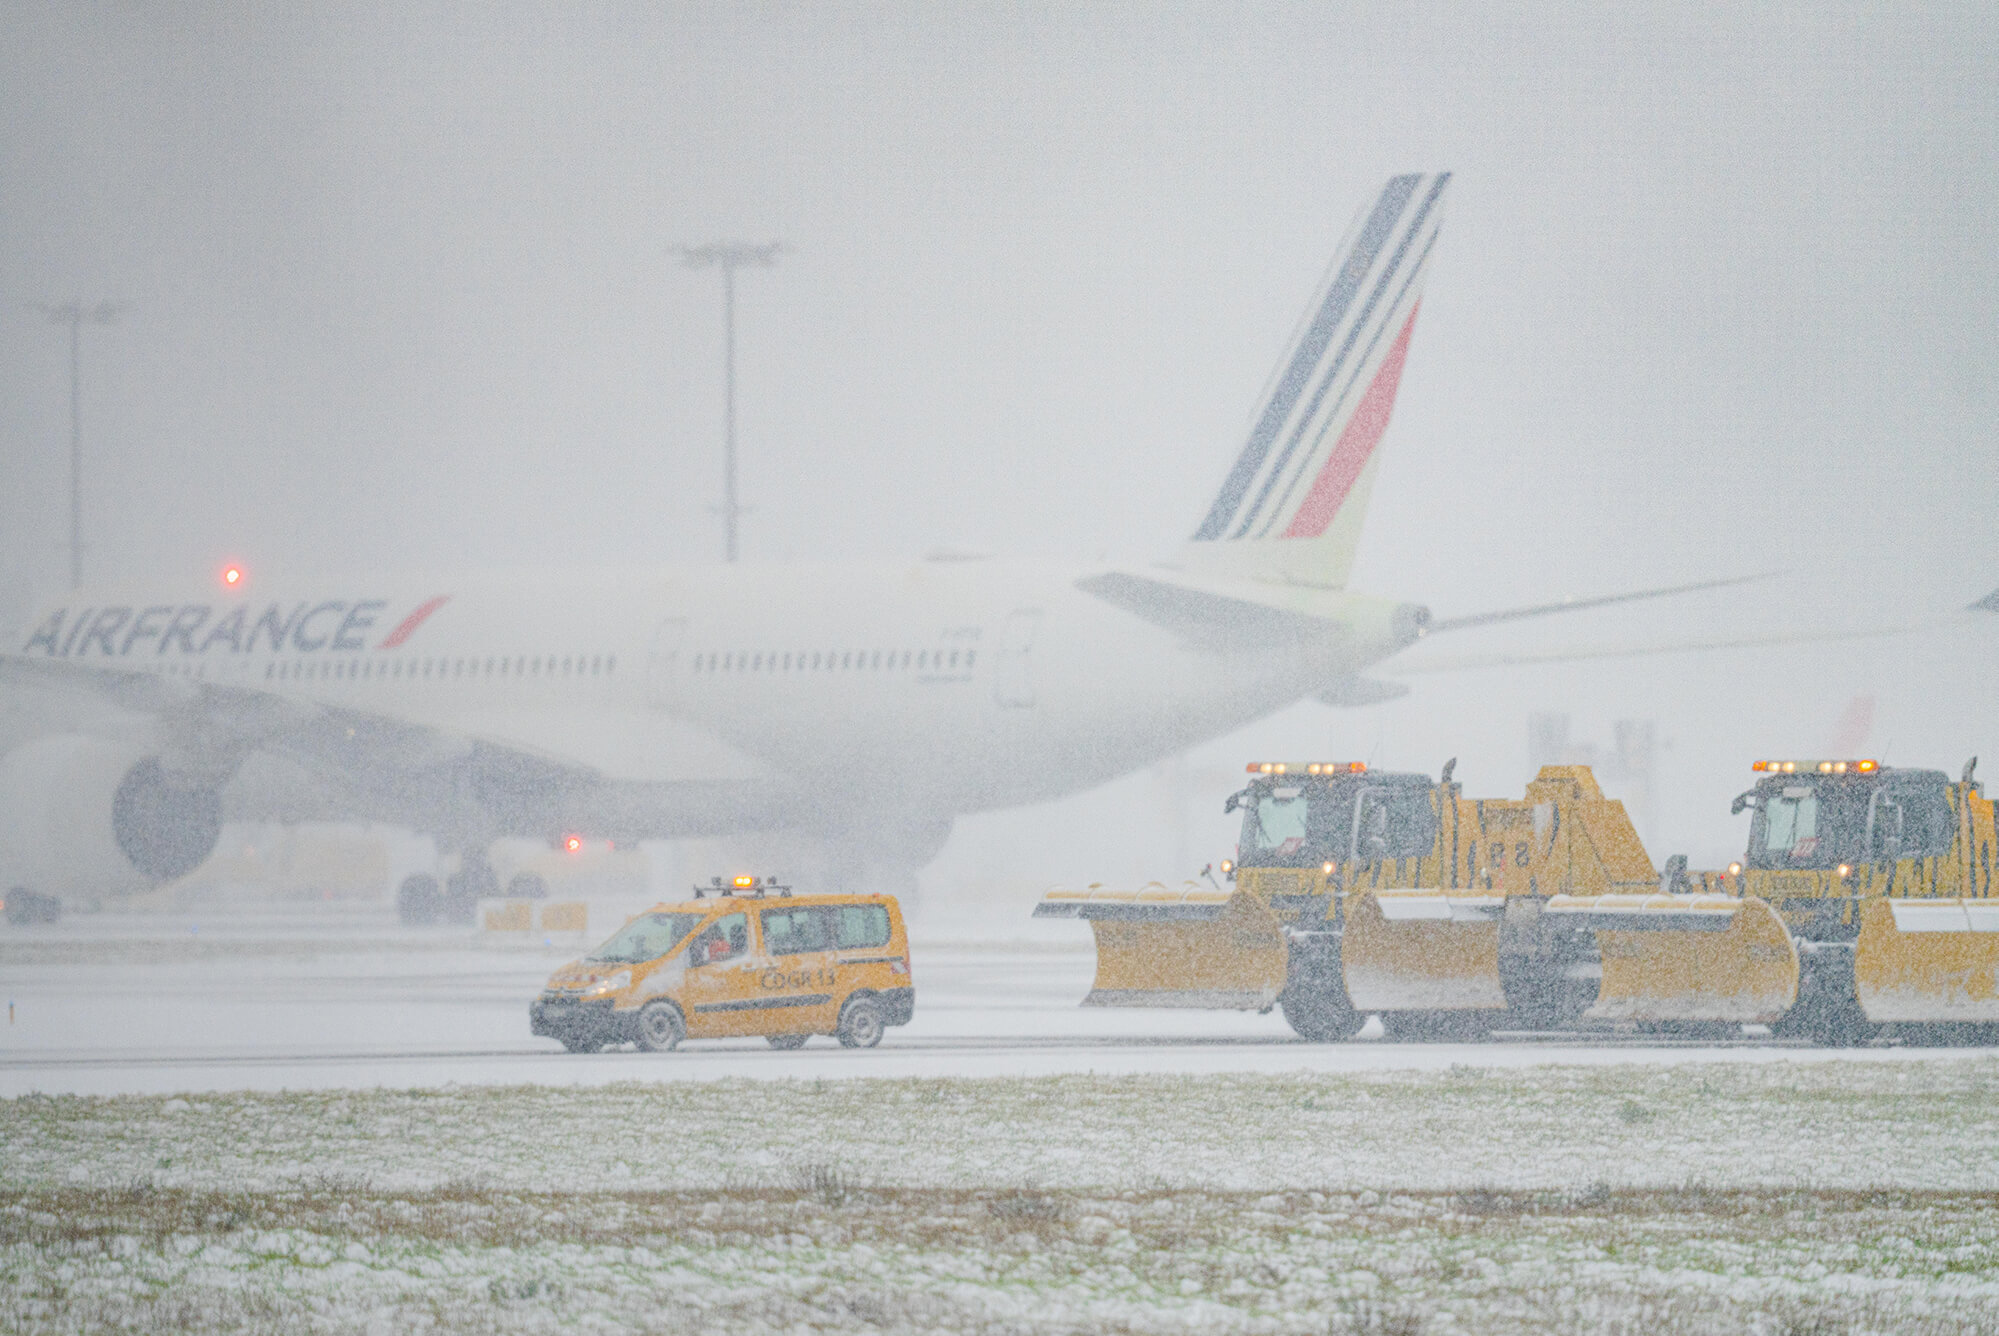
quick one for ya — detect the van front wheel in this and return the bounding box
[836,997,885,1049]
[635,1002,685,1052]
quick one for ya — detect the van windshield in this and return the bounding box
[588,912,705,963]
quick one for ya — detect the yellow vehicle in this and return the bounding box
[529,876,913,1053]
[1037,761,1661,1039]
[1564,759,1999,1043]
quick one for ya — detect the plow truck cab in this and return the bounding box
[1564,760,1999,1043]
[530,876,912,1053]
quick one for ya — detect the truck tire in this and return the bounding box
[1773,945,1875,1047]
[836,996,885,1049]
[634,1001,685,1052]
[1280,980,1363,1042]
[4,889,62,925]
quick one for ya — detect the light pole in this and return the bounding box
[32,300,128,589]
[677,242,783,562]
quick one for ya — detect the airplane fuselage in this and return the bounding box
[6,563,1406,847]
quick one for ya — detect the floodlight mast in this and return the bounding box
[677,242,783,562]
[31,300,128,589]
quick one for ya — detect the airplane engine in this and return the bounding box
[0,734,224,901]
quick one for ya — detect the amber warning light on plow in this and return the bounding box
[1248,761,1368,775]
[1752,759,1877,774]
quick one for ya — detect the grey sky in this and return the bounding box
[4,2,1994,892]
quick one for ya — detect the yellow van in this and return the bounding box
[529,877,913,1053]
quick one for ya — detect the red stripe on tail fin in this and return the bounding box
[377,595,450,648]
[1281,305,1419,540]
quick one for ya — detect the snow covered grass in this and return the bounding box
[7,1060,1999,1333]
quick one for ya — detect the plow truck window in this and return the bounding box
[589,912,704,963]
[1250,788,1312,858]
[1236,776,1440,868]
[1748,774,1951,871]
[1353,786,1439,861]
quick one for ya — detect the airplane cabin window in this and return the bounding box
[966,650,977,668]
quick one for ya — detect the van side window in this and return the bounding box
[760,907,833,955]
[834,904,890,949]
[687,912,748,965]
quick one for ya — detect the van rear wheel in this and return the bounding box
[635,1002,685,1052]
[836,997,885,1049]
[767,1034,808,1050]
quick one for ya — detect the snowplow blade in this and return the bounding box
[1340,891,1509,1012]
[1035,884,1286,1008]
[1549,893,1798,1023]
[1854,898,1999,1022]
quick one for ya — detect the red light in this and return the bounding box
[563,835,582,854]
[222,565,243,587]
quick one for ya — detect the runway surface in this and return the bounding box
[3,905,1989,1095]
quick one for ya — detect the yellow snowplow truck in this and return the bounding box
[1035,760,1662,1040]
[1562,758,1999,1044]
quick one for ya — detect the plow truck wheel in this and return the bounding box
[1279,935,1363,1041]
[396,874,442,926]
[1280,981,1363,1042]
[634,1001,685,1052]
[767,1034,808,1050]
[837,996,885,1048]
[1771,943,1876,1047]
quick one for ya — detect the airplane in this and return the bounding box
[0,172,1772,923]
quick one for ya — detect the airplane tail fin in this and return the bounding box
[1183,172,1448,588]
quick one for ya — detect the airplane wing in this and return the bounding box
[1421,573,1772,632]
[0,653,606,822]
[1386,587,1999,677]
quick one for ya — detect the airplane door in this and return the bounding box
[647,617,687,708]
[994,609,1040,709]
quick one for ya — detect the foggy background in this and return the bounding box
[4,3,1995,923]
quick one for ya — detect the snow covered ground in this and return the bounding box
[6,908,1999,1331]
[6,1066,1999,1334]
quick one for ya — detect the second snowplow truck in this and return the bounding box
[1035,758,1999,1043]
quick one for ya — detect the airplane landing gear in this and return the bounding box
[4,889,62,926]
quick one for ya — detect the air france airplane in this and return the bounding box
[0,173,1714,922]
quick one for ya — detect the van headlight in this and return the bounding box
[582,970,630,997]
